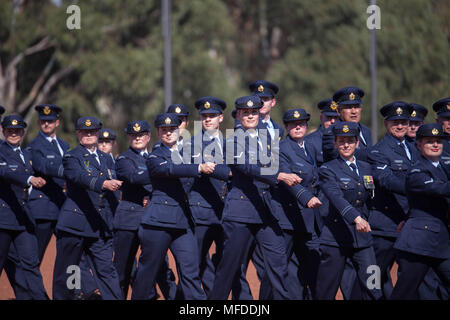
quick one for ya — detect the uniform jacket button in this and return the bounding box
[385,206,389,210]
[356,200,360,204]
[100,172,103,176]
[130,206,134,210]
[39,195,43,198]
[164,201,168,204]
[221,196,225,200]
[22,202,25,205]
[74,209,77,212]
[357,183,361,186]
[197,202,200,206]
[424,226,428,229]
[334,219,338,222]
[262,191,266,195]
[358,192,362,195]
[240,196,244,199]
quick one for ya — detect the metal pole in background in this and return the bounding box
[370,0,378,143]
[162,0,172,109]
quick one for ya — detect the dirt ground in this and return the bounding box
[0,236,396,300]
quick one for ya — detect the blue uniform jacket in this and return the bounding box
[141,144,200,229]
[304,125,325,166]
[56,145,117,238]
[318,157,373,248]
[0,141,36,230]
[274,135,324,233]
[367,134,419,238]
[188,132,230,225]
[114,148,152,231]
[221,131,279,224]
[26,133,70,220]
[394,156,450,259]
[322,121,372,163]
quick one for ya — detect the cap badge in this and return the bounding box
[342,125,349,133]
[349,93,355,100]
[175,106,181,113]
[165,117,171,125]
[258,85,264,92]
[43,106,51,115]
[133,123,141,132]
[11,119,18,126]
[396,107,403,115]
[103,131,109,138]
[432,128,439,136]
[85,119,92,127]
[411,110,416,118]
[330,101,338,110]
[293,111,300,118]
[204,101,210,109]
[247,100,254,107]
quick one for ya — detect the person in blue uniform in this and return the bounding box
[322,86,372,163]
[131,113,215,300]
[260,108,324,300]
[406,103,428,143]
[153,104,190,150]
[113,120,177,299]
[52,116,123,300]
[305,99,339,166]
[321,87,373,299]
[0,115,49,300]
[188,96,231,296]
[208,95,301,300]
[26,105,69,261]
[315,121,382,300]
[249,80,285,140]
[433,97,450,158]
[390,123,450,299]
[98,128,117,163]
[367,101,419,299]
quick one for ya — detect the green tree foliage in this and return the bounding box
[0,0,448,149]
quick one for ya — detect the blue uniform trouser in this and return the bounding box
[131,225,206,300]
[209,220,291,300]
[314,245,382,300]
[113,229,177,299]
[0,228,48,300]
[390,250,450,300]
[52,231,122,300]
[417,268,449,300]
[372,235,397,299]
[4,245,33,299]
[339,258,363,300]
[34,219,57,263]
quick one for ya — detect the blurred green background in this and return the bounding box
[0,0,448,152]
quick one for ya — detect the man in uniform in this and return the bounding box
[305,98,340,166]
[26,104,70,262]
[433,97,450,158]
[0,115,49,299]
[406,103,428,143]
[153,104,190,150]
[367,101,419,299]
[322,86,372,163]
[209,95,301,300]
[52,116,123,300]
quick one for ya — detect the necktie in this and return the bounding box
[349,163,359,176]
[399,141,411,160]
[263,120,275,140]
[142,152,149,159]
[51,139,62,156]
[15,148,25,164]
[299,146,314,164]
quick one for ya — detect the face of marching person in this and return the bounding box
[128,132,150,151]
[320,113,339,129]
[259,96,276,120]
[335,136,359,161]
[407,120,423,139]
[77,129,99,149]
[385,119,409,141]
[286,120,308,143]
[38,119,59,137]
[417,137,443,162]
[437,116,450,134]
[158,127,179,148]
[98,139,115,154]
[3,128,24,147]
[237,108,260,130]
[201,113,223,132]
[338,104,361,123]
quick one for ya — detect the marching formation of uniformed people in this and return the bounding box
[0,82,448,300]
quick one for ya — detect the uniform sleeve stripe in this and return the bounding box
[341,205,353,217]
[296,189,307,199]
